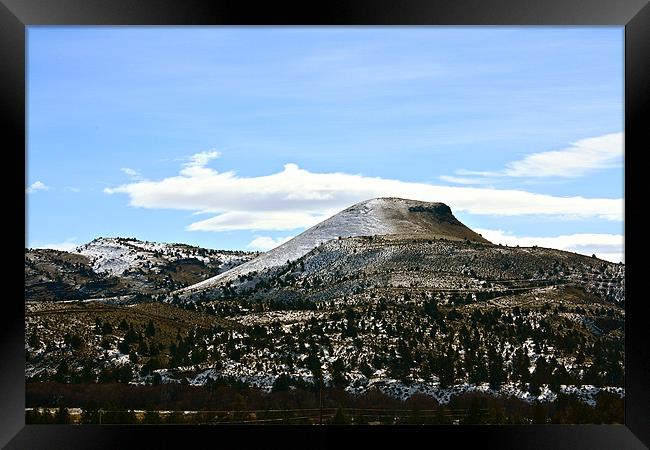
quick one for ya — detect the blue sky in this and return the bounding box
[26,27,624,262]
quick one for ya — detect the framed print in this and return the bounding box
[3,0,649,448]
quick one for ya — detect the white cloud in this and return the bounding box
[105,153,623,233]
[180,150,221,177]
[247,235,293,251]
[504,132,623,178]
[187,150,221,167]
[121,167,145,181]
[474,228,624,263]
[26,181,49,194]
[439,175,487,185]
[64,186,80,193]
[455,132,623,180]
[188,211,331,232]
[32,238,79,252]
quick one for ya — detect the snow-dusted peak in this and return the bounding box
[74,238,140,275]
[182,197,490,293]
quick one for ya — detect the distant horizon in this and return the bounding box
[27,232,625,265]
[26,193,624,265]
[27,27,624,263]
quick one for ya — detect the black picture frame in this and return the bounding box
[3,0,648,448]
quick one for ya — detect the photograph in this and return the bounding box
[24,26,626,426]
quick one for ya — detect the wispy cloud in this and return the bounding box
[26,181,50,194]
[504,132,623,178]
[121,167,145,181]
[64,186,81,193]
[475,228,624,263]
[247,235,293,251]
[180,150,221,178]
[438,175,488,185]
[449,132,623,182]
[186,150,221,167]
[104,150,623,233]
[188,210,329,232]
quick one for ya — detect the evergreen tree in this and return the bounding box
[117,339,131,354]
[145,319,156,337]
[117,365,133,383]
[473,352,488,384]
[330,358,348,387]
[93,317,103,335]
[424,297,439,319]
[438,347,456,388]
[101,322,113,335]
[129,350,139,364]
[28,328,40,349]
[272,373,290,392]
[488,346,506,390]
[80,361,96,383]
[54,360,70,383]
[123,327,139,345]
[118,318,129,331]
[513,348,531,383]
[528,374,541,397]
[603,360,623,386]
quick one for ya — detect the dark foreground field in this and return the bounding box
[26,381,623,425]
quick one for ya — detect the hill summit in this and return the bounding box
[183,197,490,292]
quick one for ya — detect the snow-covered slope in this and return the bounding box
[26,237,259,301]
[75,237,254,276]
[182,197,491,293]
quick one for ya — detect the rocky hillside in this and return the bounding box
[180,201,623,308]
[25,238,258,301]
[25,199,626,419]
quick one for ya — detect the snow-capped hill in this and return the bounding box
[182,197,490,293]
[26,237,260,301]
[75,237,254,276]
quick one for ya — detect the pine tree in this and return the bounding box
[80,361,96,383]
[331,358,348,387]
[424,297,439,319]
[272,373,291,392]
[474,353,488,383]
[438,347,456,389]
[94,317,103,334]
[145,319,156,337]
[28,328,40,349]
[488,346,505,390]
[117,339,130,354]
[117,365,133,383]
[306,342,322,391]
[54,360,70,383]
[513,348,531,383]
[101,322,113,335]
